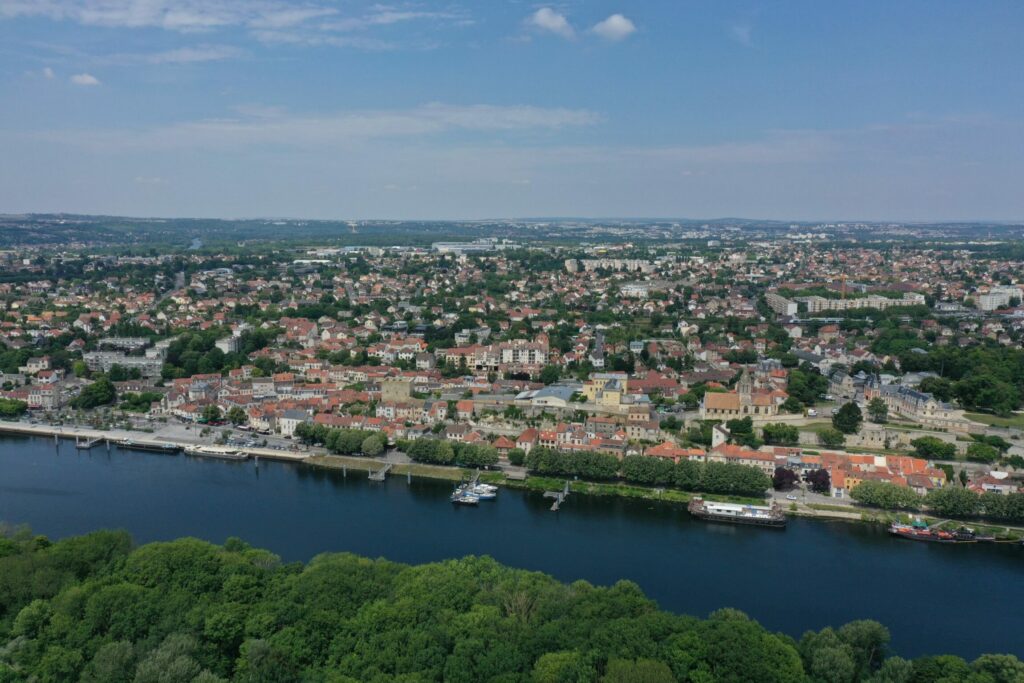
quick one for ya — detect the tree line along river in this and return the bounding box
[0,435,1021,660]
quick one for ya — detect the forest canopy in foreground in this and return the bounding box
[0,528,1020,682]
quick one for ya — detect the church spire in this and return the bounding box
[738,367,753,397]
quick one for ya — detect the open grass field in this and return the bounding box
[965,412,1024,429]
[799,421,835,434]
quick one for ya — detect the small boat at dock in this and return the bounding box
[451,482,496,503]
[952,526,995,542]
[465,483,497,499]
[450,488,480,505]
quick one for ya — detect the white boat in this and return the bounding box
[467,484,497,499]
[184,445,248,461]
[451,489,480,505]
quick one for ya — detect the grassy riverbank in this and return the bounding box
[308,454,769,507]
[306,454,469,481]
[803,502,1024,539]
[498,475,766,506]
[297,456,1024,535]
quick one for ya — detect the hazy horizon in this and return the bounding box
[7,212,1024,226]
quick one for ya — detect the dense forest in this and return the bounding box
[0,530,1020,682]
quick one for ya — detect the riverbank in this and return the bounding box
[5,420,1022,536]
[305,453,910,526]
[0,420,308,463]
[306,454,467,481]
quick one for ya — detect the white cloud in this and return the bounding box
[731,24,752,46]
[591,14,635,41]
[1,0,249,31]
[246,7,338,30]
[42,66,55,78]
[321,8,468,33]
[103,44,244,64]
[70,72,100,85]
[251,29,397,50]
[0,1,471,50]
[527,8,574,39]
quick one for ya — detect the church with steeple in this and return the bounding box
[699,368,783,421]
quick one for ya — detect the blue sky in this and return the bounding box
[1,1,1022,221]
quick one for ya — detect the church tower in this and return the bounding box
[737,368,753,399]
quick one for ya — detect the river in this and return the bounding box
[0,436,1020,659]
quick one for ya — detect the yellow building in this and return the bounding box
[583,372,629,406]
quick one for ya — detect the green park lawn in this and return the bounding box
[965,412,1024,429]
[799,421,836,434]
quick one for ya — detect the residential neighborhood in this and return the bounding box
[2,228,1023,519]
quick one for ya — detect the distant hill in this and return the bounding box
[1,213,1021,248]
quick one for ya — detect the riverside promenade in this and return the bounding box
[0,420,309,463]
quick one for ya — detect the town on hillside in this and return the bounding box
[2,223,1024,520]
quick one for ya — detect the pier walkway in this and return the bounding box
[369,463,393,481]
[543,481,572,511]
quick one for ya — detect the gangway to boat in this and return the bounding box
[543,480,571,511]
[368,463,392,481]
[75,436,102,450]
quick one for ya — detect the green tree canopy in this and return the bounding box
[832,402,863,434]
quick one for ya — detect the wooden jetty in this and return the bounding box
[368,462,392,481]
[543,480,571,511]
[75,436,103,450]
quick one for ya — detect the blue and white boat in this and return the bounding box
[450,487,480,505]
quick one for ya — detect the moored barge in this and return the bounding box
[183,445,248,461]
[114,439,181,454]
[888,521,989,544]
[687,497,786,528]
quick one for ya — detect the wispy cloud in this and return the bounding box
[32,102,602,150]
[730,24,753,46]
[70,72,100,85]
[591,14,635,42]
[321,8,469,33]
[8,116,1019,220]
[42,66,55,78]
[100,44,244,65]
[0,0,298,31]
[250,29,398,51]
[0,0,472,49]
[246,7,339,30]
[527,8,574,40]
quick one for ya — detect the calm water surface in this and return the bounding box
[0,435,1020,659]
